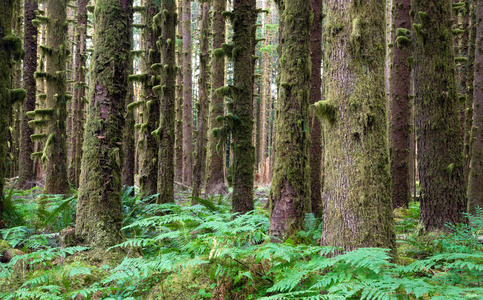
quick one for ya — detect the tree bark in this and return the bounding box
[412,0,466,230]
[192,1,210,199]
[231,0,257,214]
[156,0,177,204]
[320,0,396,253]
[76,0,133,248]
[269,0,312,241]
[388,0,411,209]
[175,2,184,183]
[182,0,193,186]
[467,0,483,214]
[18,0,38,189]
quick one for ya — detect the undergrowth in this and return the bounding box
[0,186,482,299]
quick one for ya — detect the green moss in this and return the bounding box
[128,74,148,83]
[396,36,412,48]
[10,89,26,104]
[221,43,234,57]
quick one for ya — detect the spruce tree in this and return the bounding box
[411,0,466,230]
[76,0,133,248]
[319,0,395,253]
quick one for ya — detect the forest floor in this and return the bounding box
[0,182,482,299]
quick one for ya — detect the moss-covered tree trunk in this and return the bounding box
[139,0,160,195]
[156,0,177,204]
[175,3,183,183]
[309,0,323,217]
[465,0,476,188]
[205,0,227,195]
[388,0,411,209]
[467,0,483,214]
[68,0,88,189]
[122,60,135,188]
[38,0,70,195]
[269,0,311,241]
[192,1,210,199]
[76,0,133,248]
[1,0,17,227]
[18,0,38,189]
[319,0,395,253]
[182,0,193,186]
[412,0,466,230]
[230,0,257,214]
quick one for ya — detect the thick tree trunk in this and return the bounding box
[231,0,257,214]
[156,0,177,204]
[309,0,323,217]
[139,0,160,195]
[269,0,311,241]
[18,0,38,189]
[41,0,70,195]
[192,1,210,199]
[320,0,396,253]
[388,0,411,209]
[467,0,483,214]
[182,0,193,186]
[205,0,227,195]
[412,0,466,230]
[76,0,133,248]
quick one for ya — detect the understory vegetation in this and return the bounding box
[0,185,482,300]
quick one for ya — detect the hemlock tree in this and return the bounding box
[309,0,323,217]
[388,0,411,209]
[192,1,210,199]
[1,0,25,227]
[318,0,395,253]
[155,0,177,204]
[31,0,70,195]
[205,0,227,195]
[76,0,133,248]
[467,0,483,214]
[18,0,38,189]
[269,0,312,240]
[411,0,466,230]
[182,0,193,186]
[231,0,257,214]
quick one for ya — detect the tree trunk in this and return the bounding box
[269,0,311,241]
[388,0,411,209]
[467,0,483,214]
[76,0,133,248]
[412,0,466,230]
[192,1,210,199]
[156,0,177,204]
[182,0,193,186]
[18,0,38,189]
[175,2,184,183]
[231,0,257,214]
[38,0,70,195]
[205,0,227,195]
[309,0,323,217]
[122,64,135,188]
[139,0,160,195]
[320,0,396,253]
[466,1,476,192]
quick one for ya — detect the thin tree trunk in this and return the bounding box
[18,0,38,189]
[182,0,193,186]
[156,0,177,204]
[175,1,184,183]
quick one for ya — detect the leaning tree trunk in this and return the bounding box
[205,0,227,195]
[192,1,210,199]
[309,0,323,217]
[231,0,257,214]
[388,0,411,209]
[139,0,160,195]
[156,0,177,204]
[18,0,38,189]
[182,0,193,186]
[76,0,133,248]
[467,0,483,214]
[412,0,466,230]
[269,0,312,241]
[35,0,70,195]
[319,0,396,253]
